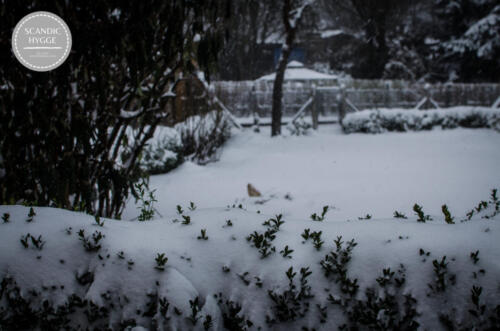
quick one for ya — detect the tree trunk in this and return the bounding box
[271,0,295,136]
[271,47,292,136]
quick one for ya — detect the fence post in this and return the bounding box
[445,83,453,108]
[250,84,260,129]
[310,84,318,130]
[416,83,436,110]
[337,84,346,123]
[250,84,258,117]
[424,83,431,110]
[385,81,391,108]
[252,111,260,133]
[316,85,324,120]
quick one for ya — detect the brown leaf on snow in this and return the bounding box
[247,183,262,197]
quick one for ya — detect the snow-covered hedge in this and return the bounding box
[1,191,499,330]
[123,111,232,175]
[342,107,500,134]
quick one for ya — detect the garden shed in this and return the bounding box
[256,60,338,85]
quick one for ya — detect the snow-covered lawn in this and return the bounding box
[1,126,500,330]
[124,126,500,223]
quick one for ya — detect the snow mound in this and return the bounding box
[1,201,499,329]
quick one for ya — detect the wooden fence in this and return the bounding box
[213,80,500,119]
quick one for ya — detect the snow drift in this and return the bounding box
[1,199,499,330]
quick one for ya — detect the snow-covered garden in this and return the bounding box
[2,1,500,330]
[2,122,500,330]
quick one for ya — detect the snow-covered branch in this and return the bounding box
[288,0,316,28]
[443,5,500,59]
[119,108,144,119]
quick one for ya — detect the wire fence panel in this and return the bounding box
[214,80,500,118]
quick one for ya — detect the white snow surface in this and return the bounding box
[1,126,500,329]
[124,126,500,222]
[1,196,500,329]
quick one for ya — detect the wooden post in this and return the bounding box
[427,83,440,109]
[385,81,391,108]
[445,83,452,108]
[315,85,323,125]
[423,83,431,110]
[416,83,434,110]
[310,84,318,130]
[250,84,258,118]
[252,88,261,134]
[337,84,346,124]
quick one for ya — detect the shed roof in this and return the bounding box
[257,61,338,81]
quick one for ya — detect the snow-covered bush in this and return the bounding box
[176,111,232,165]
[286,115,312,136]
[126,111,231,175]
[139,127,183,175]
[342,107,500,134]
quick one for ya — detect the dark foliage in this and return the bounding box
[0,0,229,217]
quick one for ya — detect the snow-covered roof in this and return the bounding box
[321,29,344,39]
[257,61,338,81]
[287,60,304,68]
